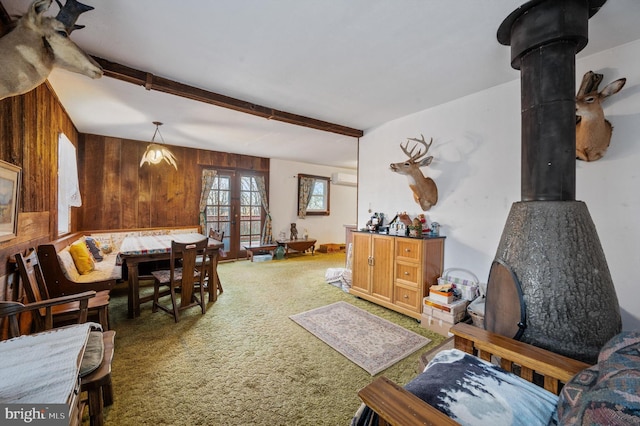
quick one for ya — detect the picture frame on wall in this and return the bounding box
[0,160,21,242]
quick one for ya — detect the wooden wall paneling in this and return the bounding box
[0,83,79,305]
[0,212,50,301]
[78,134,269,230]
[121,140,140,228]
[79,134,103,228]
[103,137,123,229]
[137,146,152,229]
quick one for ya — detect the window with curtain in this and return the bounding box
[58,133,82,235]
[298,174,330,218]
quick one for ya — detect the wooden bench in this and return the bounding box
[37,232,118,297]
[357,322,592,426]
[37,226,200,297]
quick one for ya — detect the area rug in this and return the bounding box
[290,301,431,375]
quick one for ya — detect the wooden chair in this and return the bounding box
[194,228,224,302]
[152,238,209,322]
[207,228,225,294]
[15,250,111,331]
[0,300,116,426]
[357,322,592,426]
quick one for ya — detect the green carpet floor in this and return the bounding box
[100,252,445,425]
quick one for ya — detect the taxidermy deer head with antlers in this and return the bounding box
[0,0,102,101]
[576,71,626,161]
[390,134,438,211]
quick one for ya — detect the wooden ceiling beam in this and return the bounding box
[92,56,364,138]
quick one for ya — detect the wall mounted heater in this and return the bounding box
[331,173,357,187]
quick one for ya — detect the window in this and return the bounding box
[58,133,82,235]
[298,174,330,216]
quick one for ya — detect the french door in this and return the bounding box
[204,170,267,259]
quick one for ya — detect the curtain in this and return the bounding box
[59,134,82,207]
[255,176,273,244]
[297,176,314,219]
[198,169,217,234]
[58,133,82,234]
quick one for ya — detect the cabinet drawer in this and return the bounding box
[395,239,422,263]
[394,285,420,312]
[395,262,420,286]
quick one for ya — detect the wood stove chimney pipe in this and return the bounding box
[497,0,606,201]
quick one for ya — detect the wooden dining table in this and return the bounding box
[118,233,223,318]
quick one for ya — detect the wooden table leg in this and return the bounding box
[209,249,219,302]
[126,262,140,318]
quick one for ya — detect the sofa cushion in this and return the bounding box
[79,330,104,377]
[85,237,103,262]
[58,248,81,282]
[557,331,640,425]
[69,240,95,275]
[404,349,558,426]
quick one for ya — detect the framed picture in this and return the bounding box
[0,160,21,242]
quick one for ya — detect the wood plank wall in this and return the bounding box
[0,83,269,301]
[79,134,269,230]
[0,83,76,300]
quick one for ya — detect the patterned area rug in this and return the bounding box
[290,301,431,375]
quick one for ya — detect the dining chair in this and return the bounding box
[15,249,111,331]
[0,300,116,426]
[152,238,209,322]
[207,228,225,294]
[194,228,224,302]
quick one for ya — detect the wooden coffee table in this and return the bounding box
[244,243,278,262]
[278,239,317,257]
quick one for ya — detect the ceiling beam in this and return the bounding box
[92,56,364,139]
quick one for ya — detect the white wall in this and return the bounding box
[358,39,640,330]
[269,158,357,246]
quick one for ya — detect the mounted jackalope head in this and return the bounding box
[0,0,102,101]
[576,70,626,161]
[390,134,438,211]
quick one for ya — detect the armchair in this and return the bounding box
[0,300,116,426]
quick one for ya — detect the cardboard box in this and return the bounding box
[423,298,469,323]
[428,289,454,304]
[317,243,345,253]
[420,314,455,337]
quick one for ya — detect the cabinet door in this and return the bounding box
[351,232,372,294]
[371,235,394,301]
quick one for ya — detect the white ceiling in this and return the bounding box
[4,0,640,169]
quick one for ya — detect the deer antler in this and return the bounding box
[55,0,94,34]
[400,134,433,161]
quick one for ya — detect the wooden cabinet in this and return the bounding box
[350,232,444,320]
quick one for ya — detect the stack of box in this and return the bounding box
[420,291,469,336]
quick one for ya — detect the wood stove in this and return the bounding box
[485,0,621,364]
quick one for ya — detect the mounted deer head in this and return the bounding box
[576,71,626,161]
[390,134,438,211]
[0,0,102,101]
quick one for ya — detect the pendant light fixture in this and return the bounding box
[139,121,177,169]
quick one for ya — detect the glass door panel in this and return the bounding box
[205,171,267,259]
